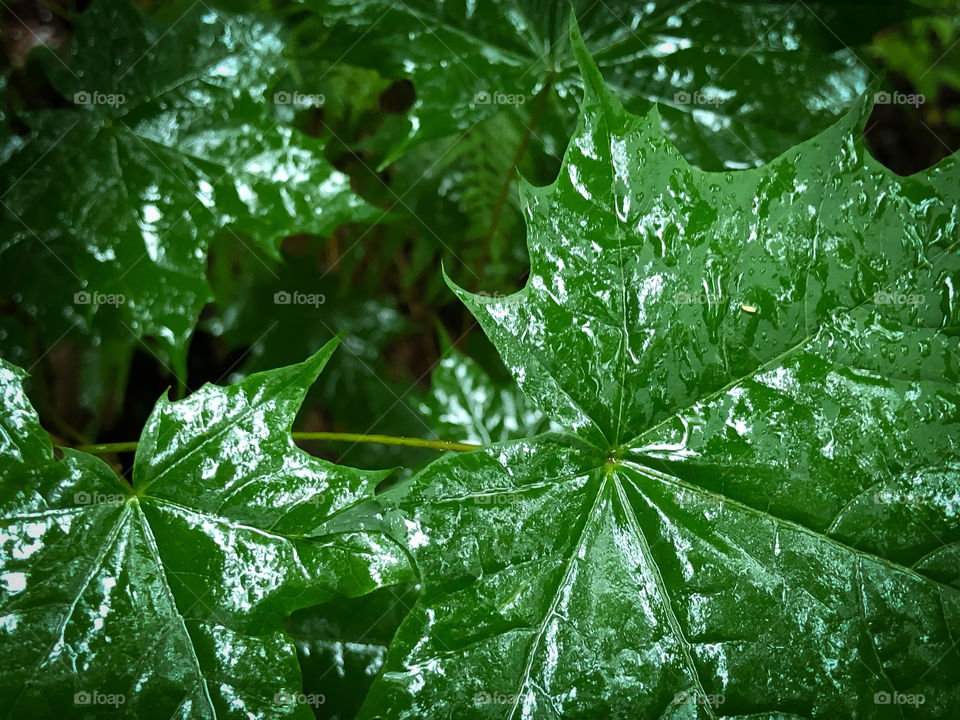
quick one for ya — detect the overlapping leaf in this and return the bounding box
[358,22,960,720]
[288,582,419,720]
[0,0,376,379]
[303,0,915,169]
[419,335,558,445]
[0,339,412,719]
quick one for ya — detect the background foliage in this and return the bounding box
[1,0,959,717]
[1,0,957,469]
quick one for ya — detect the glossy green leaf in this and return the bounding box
[302,0,915,169]
[0,339,412,719]
[0,0,376,377]
[358,22,960,720]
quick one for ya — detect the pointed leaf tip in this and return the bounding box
[568,10,602,98]
[568,8,624,115]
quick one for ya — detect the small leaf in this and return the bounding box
[0,0,376,377]
[0,339,412,719]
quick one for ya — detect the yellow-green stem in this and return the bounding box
[68,432,480,455]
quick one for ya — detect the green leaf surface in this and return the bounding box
[302,0,915,169]
[0,339,412,719]
[0,0,376,377]
[358,23,960,720]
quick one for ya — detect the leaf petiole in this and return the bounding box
[67,433,480,455]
